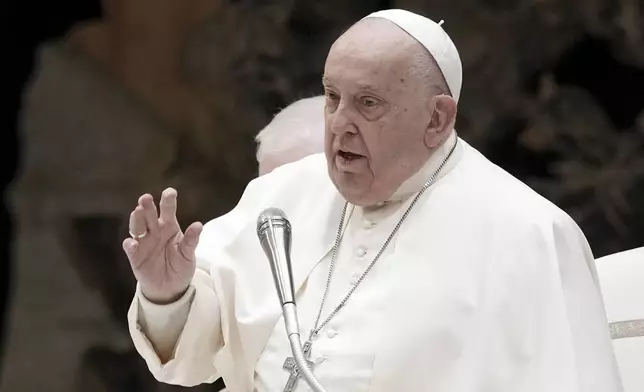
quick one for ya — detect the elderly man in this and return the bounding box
[123,9,622,392]
[255,96,325,176]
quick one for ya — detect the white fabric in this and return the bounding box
[596,247,644,392]
[362,9,462,102]
[129,135,622,391]
[136,285,196,361]
[254,133,459,391]
[254,203,396,391]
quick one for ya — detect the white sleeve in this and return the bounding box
[477,212,624,392]
[136,285,195,361]
[505,214,623,392]
[549,215,624,391]
[127,269,224,386]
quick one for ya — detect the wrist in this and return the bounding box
[140,284,190,305]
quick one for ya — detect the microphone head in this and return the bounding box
[257,207,291,237]
[257,207,295,306]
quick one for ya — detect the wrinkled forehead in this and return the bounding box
[324,19,423,91]
[328,18,416,62]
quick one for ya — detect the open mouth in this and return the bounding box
[338,150,363,161]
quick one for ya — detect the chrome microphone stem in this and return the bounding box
[282,303,327,392]
[257,208,327,392]
[282,302,300,336]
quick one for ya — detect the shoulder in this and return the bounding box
[243,153,330,202]
[596,247,644,266]
[196,153,334,269]
[201,153,330,231]
[449,139,579,234]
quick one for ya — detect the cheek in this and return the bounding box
[324,127,334,153]
[360,122,392,166]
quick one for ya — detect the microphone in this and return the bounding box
[257,208,296,307]
[256,208,327,392]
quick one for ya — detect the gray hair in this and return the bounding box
[409,48,452,99]
[255,95,326,174]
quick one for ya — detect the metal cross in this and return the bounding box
[282,340,315,392]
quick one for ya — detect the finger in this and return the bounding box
[138,194,159,232]
[129,206,147,237]
[122,238,139,262]
[178,221,203,261]
[159,187,178,223]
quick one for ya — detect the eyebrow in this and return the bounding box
[321,76,385,93]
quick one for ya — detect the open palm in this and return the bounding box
[123,188,203,304]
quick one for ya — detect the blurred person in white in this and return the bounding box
[121,9,622,392]
[596,246,644,392]
[255,95,326,176]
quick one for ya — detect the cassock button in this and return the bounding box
[355,247,367,257]
[363,219,375,229]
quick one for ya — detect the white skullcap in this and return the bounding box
[362,9,462,102]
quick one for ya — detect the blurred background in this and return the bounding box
[2,0,643,391]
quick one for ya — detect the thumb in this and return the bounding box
[177,221,203,261]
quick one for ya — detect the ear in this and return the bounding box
[424,95,457,149]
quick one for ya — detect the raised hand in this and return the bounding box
[123,188,203,304]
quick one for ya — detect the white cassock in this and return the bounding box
[127,131,623,391]
[596,247,644,391]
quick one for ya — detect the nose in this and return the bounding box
[328,100,358,136]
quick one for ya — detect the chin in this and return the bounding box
[329,175,378,207]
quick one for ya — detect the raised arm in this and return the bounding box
[123,188,224,386]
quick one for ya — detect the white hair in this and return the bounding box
[255,95,326,175]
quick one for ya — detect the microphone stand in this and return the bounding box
[257,209,327,392]
[282,304,326,392]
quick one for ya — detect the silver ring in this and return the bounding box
[129,230,147,240]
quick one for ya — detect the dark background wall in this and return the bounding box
[2,0,642,391]
[3,0,102,379]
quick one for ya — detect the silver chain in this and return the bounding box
[307,135,459,342]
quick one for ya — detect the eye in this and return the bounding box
[324,90,340,112]
[325,90,339,101]
[360,96,380,108]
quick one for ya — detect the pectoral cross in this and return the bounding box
[282,340,315,392]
